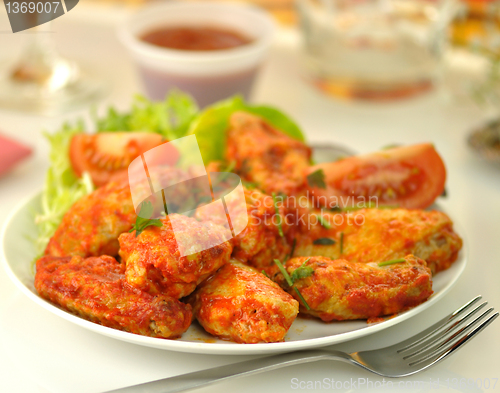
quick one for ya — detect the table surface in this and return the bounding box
[0,4,499,393]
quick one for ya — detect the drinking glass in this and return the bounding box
[0,16,106,115]
[297,0,458,100]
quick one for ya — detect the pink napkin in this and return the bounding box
[0,133,32,177]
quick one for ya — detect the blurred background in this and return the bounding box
[1,2,500,392]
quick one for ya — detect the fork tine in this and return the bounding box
[402,301,488,358]
[408,310,499,367]
[397,296,482,353]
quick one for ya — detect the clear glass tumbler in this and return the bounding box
[297,0,458,100]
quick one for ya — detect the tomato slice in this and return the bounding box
[70,132,169,187]
[306,143,446,210]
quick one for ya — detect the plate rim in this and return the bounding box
[1,191,467,355]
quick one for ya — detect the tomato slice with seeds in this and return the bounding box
[306,143,446,210]
[70,132,167,187]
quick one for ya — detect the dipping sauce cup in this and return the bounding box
[119,2,276,108]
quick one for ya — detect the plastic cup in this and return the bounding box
[119,2,276,108]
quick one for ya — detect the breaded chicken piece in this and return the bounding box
[35,255,192,338]
[293,208,462,274]
[195,188,294,274]
[226,111,312,196]
[188,261,299,343]
[118,214,233,298]
[45,181,136,258]
[274,255,432,321]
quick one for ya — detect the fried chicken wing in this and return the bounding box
[188,261,299,343]
[35,255,192,338]
[294,208,462,274]
[194,187,294,273]
[226,112,311,196]
[275,255,432,321]
[118,214,233,298]
[45,181,136,258]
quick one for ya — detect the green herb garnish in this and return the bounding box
[293,287,311,311]
[307,169,326,189]
[274,258,313,310]
[262,270,270,279]
[378,258,406,267]
[313,238,336,246]
[317,214,331,229]
[340,232,344,255]
[129,201,163,237]
[272,192,284,237]
[274,258,293,286]
[290,258,313,282]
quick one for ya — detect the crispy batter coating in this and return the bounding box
[226,112,311,196]
[45,181,136,258]
[35,255,192,338]
[275,255,432,321]
[195,188,293,273]
[294,208,463,274]
[118,214,233,298]
[188,261,299,343]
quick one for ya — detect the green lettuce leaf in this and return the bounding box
[94,91,198,140]
[187,96,305,163]
[34,121,94,256]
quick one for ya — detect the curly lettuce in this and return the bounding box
[34,122,94,256]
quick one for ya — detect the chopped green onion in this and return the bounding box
[290,258,313,282]
[293,287,311,310]
[317,214,331,229]
[273,259,293,286]
[261,270,270,279]
[313,237,336,246]
[272,192,284,237]
[274,258,313,311]
[378,258,406,267]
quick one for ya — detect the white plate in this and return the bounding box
[1,192,466,355]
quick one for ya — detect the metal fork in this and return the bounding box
[106,296,498,393]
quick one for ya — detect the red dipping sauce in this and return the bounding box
[136,25,259,108]
[120,3,275,108]
[140,26,253,51]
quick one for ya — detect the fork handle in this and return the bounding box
[104,350,352,393]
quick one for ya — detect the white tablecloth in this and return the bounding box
[0,4,499,393]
